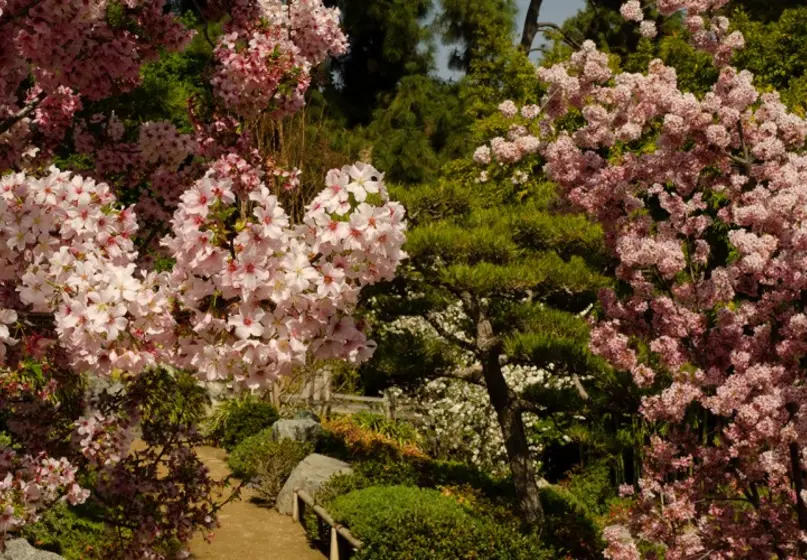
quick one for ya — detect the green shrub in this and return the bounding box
[227,429,312,504]
[539,486,603,559]
[349,411,422,447]
[20,503,112,560]
[328,486,553,560]
[139,367,211,440]
[206,396,279,451]
[227,427,311,479]
[561,459,616,517]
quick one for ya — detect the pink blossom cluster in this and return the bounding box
[0,451,89,532]
[473,99,544,185]
[525,12,807,560]
[0,168,175,376]
[620,1,743,62]
[0,0,406,554]
[0,0,192,167]
[165,162,406,387]
[138,121,198,170]
[0,161,406,388]
[76,412,136,467]
[210,0,347,119]
[474,2,807,555]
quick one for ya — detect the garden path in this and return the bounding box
[190,446,323,560]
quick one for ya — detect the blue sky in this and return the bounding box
[435,0,586,79]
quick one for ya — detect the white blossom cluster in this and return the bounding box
[381,302,572,474]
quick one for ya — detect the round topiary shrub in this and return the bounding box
[328,485,553,560]
[216,398,279,451]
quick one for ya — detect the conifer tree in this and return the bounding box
[366,103,609,529]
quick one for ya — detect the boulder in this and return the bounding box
[276,453,352,515]
[294,410,320,422]
[271,418,323,445]
[1,540,64,560]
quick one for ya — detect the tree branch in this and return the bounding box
[519,0,546,51]
[0,0,44,29]
[422,312,476,353]
[534,22,582,50]
[190,0,216,49]
[434,365,486,387]
[0,91,46,136]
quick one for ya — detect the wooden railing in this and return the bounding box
[292,488,363,560]
[283,390,414,420]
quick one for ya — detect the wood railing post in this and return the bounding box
[329,526,340,560]
[292,490,299,522]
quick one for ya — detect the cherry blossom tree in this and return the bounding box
[476,0,807,557]
[0,0,406,556]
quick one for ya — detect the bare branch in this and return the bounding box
[519,0,546,52]
[535,22,582,50]
[434,365,486,387]
[190,0,216,49]
[422,312,476,353]
[0,91,46,136]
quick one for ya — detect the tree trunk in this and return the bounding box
[519,0,545,52]
[477,321,545,531]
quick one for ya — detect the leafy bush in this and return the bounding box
[349,411,422,446]
[328,486,553,560]
[319,414,427,461]
[227,428,313,504]
[138,367,211,441]
[539,486,603,559]
[20,503,112,560]
[206,396,279,451]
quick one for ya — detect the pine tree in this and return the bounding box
[323,0,435,125]
[365,111,609,529]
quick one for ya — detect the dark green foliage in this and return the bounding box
[324,0,434,125]
[138,368,211,441]
[365,155,609,396]
[732,5,807,112]
[437,0,517,72]
[538,486,603,559]
[213,398,279,452]
[368,76,470,184]
[328,486,553,560]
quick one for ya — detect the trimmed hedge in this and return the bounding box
[328,486,552,560]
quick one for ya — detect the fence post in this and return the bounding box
[388,391,398,421]
[381,391,390,419]
[292,491,299,522]
[329,526,340,560]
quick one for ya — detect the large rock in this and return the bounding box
[1,540,64,560]
[272,418,323,445]
[276,453,352,515]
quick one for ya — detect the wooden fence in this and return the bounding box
[282,390,414,420]
[292,488,363,560]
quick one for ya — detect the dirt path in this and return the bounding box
[190,446,323,560]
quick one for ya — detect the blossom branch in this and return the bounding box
[0,91,46,136]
